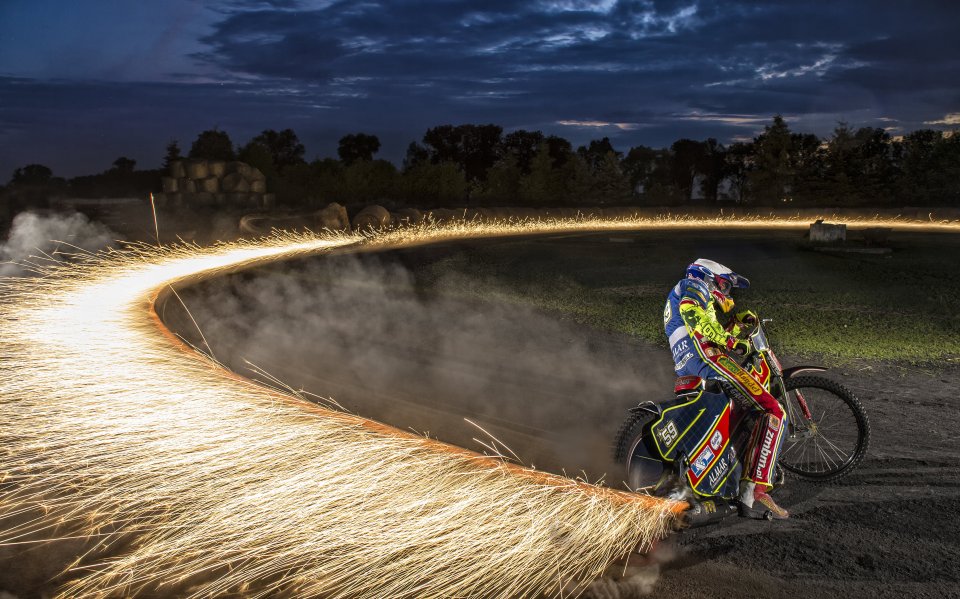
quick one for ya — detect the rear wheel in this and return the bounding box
[778,375,870,482]
[613,412,668,492]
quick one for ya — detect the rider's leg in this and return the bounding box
[696,348,789,519]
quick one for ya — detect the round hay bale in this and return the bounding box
[214,193,226,206]
[222,172,250,193]
[250,179,267,193]
[161,177,179,193]
[180,178,197,194]
[262,193,276,210]
[169,160,185,179]
[151,192,168,209]
[248,167,265,182]
[200,177,220,193]
[393,207,424,225]
[185,160,209,180]
[208,161,226,178]
[352,205,392,231]
[315,202,350,232]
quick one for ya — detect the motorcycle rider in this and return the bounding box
[663,258,789,519]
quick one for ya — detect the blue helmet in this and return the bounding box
[685,258,750,312]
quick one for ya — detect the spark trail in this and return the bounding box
[0,215,955,597]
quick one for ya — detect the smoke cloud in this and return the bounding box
[0,211,117,277]
[164,245,675,482]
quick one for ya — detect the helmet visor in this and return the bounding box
[715,275,733,295]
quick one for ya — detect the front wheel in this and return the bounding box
[777,375,870,482]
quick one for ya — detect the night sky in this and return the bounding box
[1,0,958,178]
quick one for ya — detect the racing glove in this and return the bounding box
[737,310,758,326]
[727,336,752,356]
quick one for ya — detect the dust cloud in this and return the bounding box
[163,244,676,483]
[0,211,117,277]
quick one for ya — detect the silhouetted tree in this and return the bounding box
[520,143,562,205]
[670,139,706,202]
[10,164,54,186]
[748,115,793,203]
[111,156,137,174]
[251,129,306,171]
[403,142,429,171]
[421,124,503,182]
[338,133,380,165]
[189,129,236,161]
[723,142,754,203]
[592,152,631,204]
[402,162,468,204]
[622,145,658,195]
[577,137,622,172]
[500,130,544,174]
[476,155,522,205]
[342,159,398,202]
[162,141,182,170]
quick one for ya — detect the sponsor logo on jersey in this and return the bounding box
[663,301,672,326]
[717,355,764,396]
[658,420,679,447]
[707,454,730,488]
[691,446,715,477]
[755,428,777,476]
[676,352,693,370]
[710,430,723,450]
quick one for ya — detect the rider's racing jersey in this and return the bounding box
[664,277,736,374]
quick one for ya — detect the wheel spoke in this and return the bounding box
[777,378,867,481]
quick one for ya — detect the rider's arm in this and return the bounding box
[677,280,739,349]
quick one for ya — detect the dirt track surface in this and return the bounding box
[629,360,960,599]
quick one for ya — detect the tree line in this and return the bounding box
[4,116,959,217]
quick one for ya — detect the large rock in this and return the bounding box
[352,205,392,231]
[315,202,350,232]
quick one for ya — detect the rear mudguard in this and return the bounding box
[782,365,827,379]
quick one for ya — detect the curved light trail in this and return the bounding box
[0,215,956,598]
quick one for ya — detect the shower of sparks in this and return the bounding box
[0,213,956,598]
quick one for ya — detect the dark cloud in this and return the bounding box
[1,0,958,177]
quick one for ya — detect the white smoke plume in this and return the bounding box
[0,211,117,277]
[164,248,676,481]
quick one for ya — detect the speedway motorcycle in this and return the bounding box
[613,317,870,525]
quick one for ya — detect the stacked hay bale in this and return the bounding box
[158,160,274,210]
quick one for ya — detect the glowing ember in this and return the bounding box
[0,215,955,597]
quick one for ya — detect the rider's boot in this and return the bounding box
[738,480,789,520]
